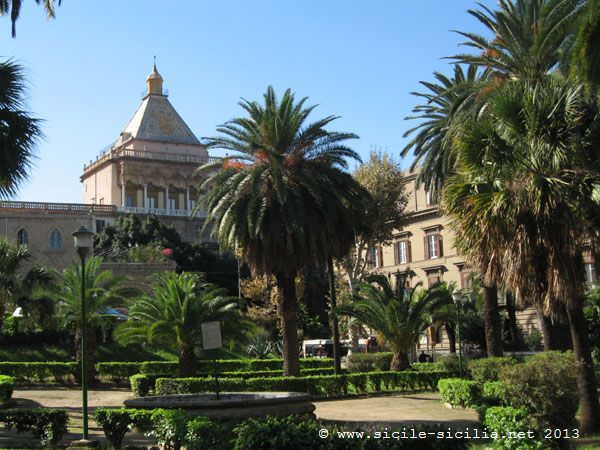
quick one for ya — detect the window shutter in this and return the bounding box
[394,242,399,265]
[424,236,430,259]
[436,234,443,257]
[407,241,412,263]
[378,247,384,268]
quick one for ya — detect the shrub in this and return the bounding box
[233,415,323,450]
[499,351,579,434]
[130,374,152,397]
[347,352,393,372]
[484,406,542,450]
[435,354,461,372]
[0,361,76,383]
[155,377,246,396]
[0,375,14,403]
[347,373,368,393]
[146,409,188,450]
[0,408,69,446]
[97,362,141,382]
[140,361,178,375]
[468,357,517,385]
[95,408,135,449]
[437,378,480,408]
[481,381,508,407]
[184,416,229,450]
[411,362,445,372]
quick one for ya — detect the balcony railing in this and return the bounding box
[118,206,205,218]
[83,147,220,171]
[0,201,117,215]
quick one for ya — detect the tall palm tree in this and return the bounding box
[451,0,586,81]
[443,76,600,432]
[336,273,452,371]
[0,0,61,37]
[0,59,42,198]
[53,257,139,383]
[401,64,487,193]
[198,86,370,376]
[115,271,246,377]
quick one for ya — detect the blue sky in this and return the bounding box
[1,0,489,203]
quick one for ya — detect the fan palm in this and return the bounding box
[0,0,61,37]
[336,273,452,371]
[53,257,139,383]
[115,271,245,377]
[443,75,600,432]
[0,59,42,198]
[198,86,370,375]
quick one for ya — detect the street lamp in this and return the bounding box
[452,289,468,377]
[72,226,94,441]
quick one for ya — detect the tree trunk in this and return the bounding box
[482,284,504,356]
[327,257,342,374]
[75,324,97,385]
[445,322,457,354]
[505,294,521,349]
[552,306,573,351]
[303,262,329,336]
[390,352,410,371]
[275,272,300,377]
[566,301,600,433]
[536,306,555,351]
[178,344,197,377]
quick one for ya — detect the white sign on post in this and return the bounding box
[201,321,222,350]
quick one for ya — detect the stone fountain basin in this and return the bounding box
[124,392,315,420]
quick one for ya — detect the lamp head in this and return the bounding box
[452,290,463,305]
[72,226,94,259]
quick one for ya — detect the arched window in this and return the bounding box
[17,228,28,245]
[49,229,63,250]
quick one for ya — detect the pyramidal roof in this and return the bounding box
[119,66,201,146]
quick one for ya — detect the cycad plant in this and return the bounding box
[336,273,452,371]
[115,271,245,376]
[198,86,370,375]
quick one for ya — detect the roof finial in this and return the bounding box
[153,55,156,70]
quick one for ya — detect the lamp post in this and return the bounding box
[72,226,94,442]
[452,290,467,377]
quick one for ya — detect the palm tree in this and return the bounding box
[0,0,61,37]
[198,86,370,376]
[115,272,245,376]
[401,64,487,194]
[442,76,600,432]
[0,236,54,328]
[336,273,452,371]
[566,0,600,89]
[0,59,42,198]
[53,257,138,383]
[450,0,586,81]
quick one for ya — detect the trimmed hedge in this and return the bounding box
[0,375,15,403]
[437,378,481,408]
[468,357,517,385]
[0,408,69,446]
[411,362,445,372]
[0,362,75,383]
[96,362,142,382]
[154,371,453,398]
[347,352,393,372]
[484,406,542,450]
[95,408,152,449]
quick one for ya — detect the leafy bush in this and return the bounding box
[484,406,542,450]
[499,351,579,434]
[0,408,69,446]
[97,362,141,382]
[233,415,323,450]
[468,357,517,385]
[523,330,543,351]
[481,381,508,407]
[130,374,152,397]
[411,362,445,372]
[95,408,135,449]
[0,375,14,403]
[347,352,393,372]
[0,361,76,383]
[140,361,178,375]
[147,409,188,450]
[437,378,480,408]
[435,354,461,373]
[184,416,229,450]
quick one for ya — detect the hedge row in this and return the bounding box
[152,370,452,398]
[437,378,481,408]
[0,408,69,447]
[0,362,75,383]
[95,409,468,450]
[0,375,14,403]
[0,359,335,384]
